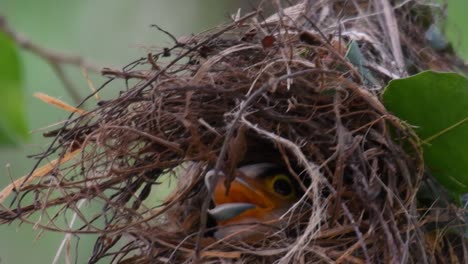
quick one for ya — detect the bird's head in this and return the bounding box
[207,163,299,240]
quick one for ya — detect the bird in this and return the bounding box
[206,163,300,241]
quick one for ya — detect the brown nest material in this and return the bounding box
[1,1,467,263]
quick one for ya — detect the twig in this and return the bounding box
[194,68,326,262]
[101,68,151,80]
[131,11,259,97]
[375,0,406,75]
[150,24,180,45]
[0,16,102,104]
[105,125,183,154]
[49,63,83,103]
[52,199,86,264]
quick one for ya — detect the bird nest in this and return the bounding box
[0,1,466,263]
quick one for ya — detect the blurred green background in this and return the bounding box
[0,0,467,263]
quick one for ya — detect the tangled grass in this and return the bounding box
[0,1,466,263]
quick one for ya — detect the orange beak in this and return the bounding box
[207,164,295,227]
[209,174,273,225]
[206,164,300,240]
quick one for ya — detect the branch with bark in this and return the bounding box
[0,15,102,104]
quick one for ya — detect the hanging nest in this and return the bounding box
[1,1,466,263]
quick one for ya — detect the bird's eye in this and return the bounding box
[271,174,293,197]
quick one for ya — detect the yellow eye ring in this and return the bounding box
[268,174,295,198]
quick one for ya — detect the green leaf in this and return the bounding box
[345,40,379,86]
[0,32,28,145]
[382,71,468,196]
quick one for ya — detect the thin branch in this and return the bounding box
[0,16,102,104]
[374,0,406,75]
[49,62,83,104]
[52,199,86,264]
[101,68,150,80]
[150,24,180,45]
[194,68,329,262]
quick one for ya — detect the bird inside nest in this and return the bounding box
[205,163,301,241]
